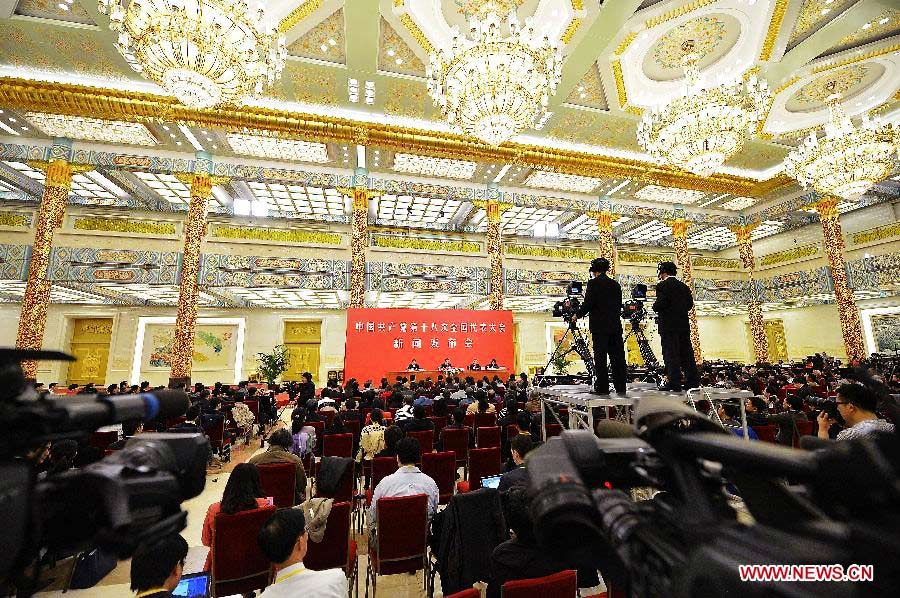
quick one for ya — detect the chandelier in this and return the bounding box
[426,0,562,146]
[98,1,286,109]
[783,82,898,200]
[636,40,771,176]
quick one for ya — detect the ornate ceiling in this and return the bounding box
[0,0,897,239]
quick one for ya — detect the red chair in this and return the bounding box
[506,424,521,442]
[407,429,434,454]
[457,447,501,493]
[308,420,325,457]
[752,425,777,443]
[89,430,118,451]
[366,494,429,598]
[477,426,501,448]
[474,412,497,429]
[464,412,475,427]
[429,416,447,437]
[421,451,456,505]
[319,410,336,427]
[206,418,232,458]
[256,462,297,508]
[304,501,357,596]
[793,420,815,448]
[345,419,361,447]
[546,423,563,438]
[317,460,356,503]
[244,399,260,422]
[441,427,471,468]
[445,589,480,598]
[366,457,400,505]
[502,569,578,598]
[210,505,277,597]
[324,433,354,459]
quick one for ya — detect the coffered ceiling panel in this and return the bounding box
[15,0,96,26]
[287,7,346,65]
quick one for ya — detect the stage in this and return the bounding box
[536,383,754,440]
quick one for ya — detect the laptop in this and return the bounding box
[173,572,210,598]
[481,474,502,489]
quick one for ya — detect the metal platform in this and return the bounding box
[536,383,754,440]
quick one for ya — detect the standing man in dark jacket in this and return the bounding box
[653,261,699,391]
[573,257,627,395]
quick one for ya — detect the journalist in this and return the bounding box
[817,383,895,440]
[572,257,627,396]
[652,261,699,392]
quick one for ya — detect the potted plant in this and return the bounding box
[550,349,570,375]
[256,345,289,384]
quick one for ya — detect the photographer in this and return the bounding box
[652,261,699,391]
[572,257,627,396]
[817,383,895,441]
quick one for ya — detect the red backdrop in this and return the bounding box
[344,308,515,383]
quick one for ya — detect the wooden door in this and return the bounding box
[283,321,321,384]
[67,318,113,385]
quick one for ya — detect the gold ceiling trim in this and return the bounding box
[398,13,435,55]
[0,76,783,196]
[570,0,584,10]
[560,17,582,45]
[613,31,637,56]
[811,44,900,74]
[644,0,719,30]
[278,0,325,34]
[610,59,643,115]
[759,0,788,62]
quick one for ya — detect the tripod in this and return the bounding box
[540,321,595,383]
[623,317,658,366]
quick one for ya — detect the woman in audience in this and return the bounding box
[201,463,269,571]
[439,407,475,449]
[325,412,350,436]
[466,390,496,415]
[291,412,317,458]
[376,425,406,459]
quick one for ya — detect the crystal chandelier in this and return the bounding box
[636,40,771,176]
[98,1,286,109]
[426,0,562,146]
[783,82,898,200]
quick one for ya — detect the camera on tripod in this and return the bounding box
[621,284,648,323]
[552,281,584,321]
[0,348,208,594]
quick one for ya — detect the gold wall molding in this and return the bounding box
[618,250,674,265]
[211,224,342,245]
[851,222,900,245]
[759,243,819,266]
[0,212,31,228]
[692,256,740,269]
[371,234,483,253]
[72,216,177,235]
[398,13,435,55]
[0,77,777,197]
[505,244,596,260]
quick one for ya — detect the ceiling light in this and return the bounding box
[328,38,336,46]
[523,171,603,193]
[637,40,770,176]
[392,153,477,179]
[427,0,562,146]
[25,113,158,146]
[320,44,328,52]
[227,133,330,163]
[98,0,286,109]
[634,184,706,204]
[783,82,897,200]
[879,17,889,25]
[233,198,251,215]
[821,8,831,15]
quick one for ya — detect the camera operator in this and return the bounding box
[817,383,895,441]
[652,261,699,391]
[571,257,626,396]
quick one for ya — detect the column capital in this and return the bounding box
[667,217,690,239]
[472,199,513,223]
[337,187,382,211]
[728,221,760,243]
[587,210,619,229]
[813,197,841,220]
[26,160,93,190]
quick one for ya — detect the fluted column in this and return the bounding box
[340,170,380,309]
[731,222,768,363]
[669,218,702,363]
[589,210,618,275]
[16,139,91,378]
[814,197,865,362]
[169,154,218,384]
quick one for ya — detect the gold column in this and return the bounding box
[169,170,214,383]
[475,198,512,310]
[16,148,91,379]
[730,222,768,363]
[669,218,702,363]
[339,183,380,309]
[589,210,618,275]
[814,197,866,362]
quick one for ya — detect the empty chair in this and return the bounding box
[366,494,429,597]
[304,501,358,596]
[752,425,777,443]
[210,505,277,597]
[256,462,297,508]
[407,429,434,454]
[501,570,578,598]
[445,589,480,598]
[429,416,447,437]
[474,412,497,429]
[421,450,456,505]
[308,420,325,457]
[319,410,336,427]
[477,426,501,449]
[457,447,501,493]
[345,419,362,447]
[793,419,815,448]
[441,428,471,468]
[324,433,354,459]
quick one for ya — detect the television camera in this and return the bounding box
[552,281,584,324]
[621,284,657,367]
[527,394,900,597]
[0,349,209,596]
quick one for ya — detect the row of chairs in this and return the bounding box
[751,420,816,447]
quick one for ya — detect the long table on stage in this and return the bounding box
[386,368,509,381]
[537,384,754,440]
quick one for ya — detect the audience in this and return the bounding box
[201,463,270,571]
[290,414,317,458]
[130,534,188,598]
[498,434,533,493]
[358,409,387,486]
[109,419,143,450]
[402,405,435,433]
[767,394,809,447]
[376,425,405,459]
[257,509,348,597]
[818,383,895,440]
[368,437,439,537]
[248,429,307,503]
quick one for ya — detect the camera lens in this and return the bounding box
[530,481,605,568]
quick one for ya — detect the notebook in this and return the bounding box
[173,572,210,598]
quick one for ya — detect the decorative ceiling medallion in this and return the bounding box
[287,8,346,65]
[25,113,158,146]
[651,16,728,70]
[392,153,477,179]
[98,0,287,109]
[523,171,603,193]
[720,196,754,210]
[785,64,880,112]
[226,133,330,163]
[634,184,706,204]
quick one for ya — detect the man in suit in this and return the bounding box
[572,257,627,395]
[653,261,699,391]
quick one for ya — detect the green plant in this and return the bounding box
[550,349,570,374]
[256,345,289,384]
